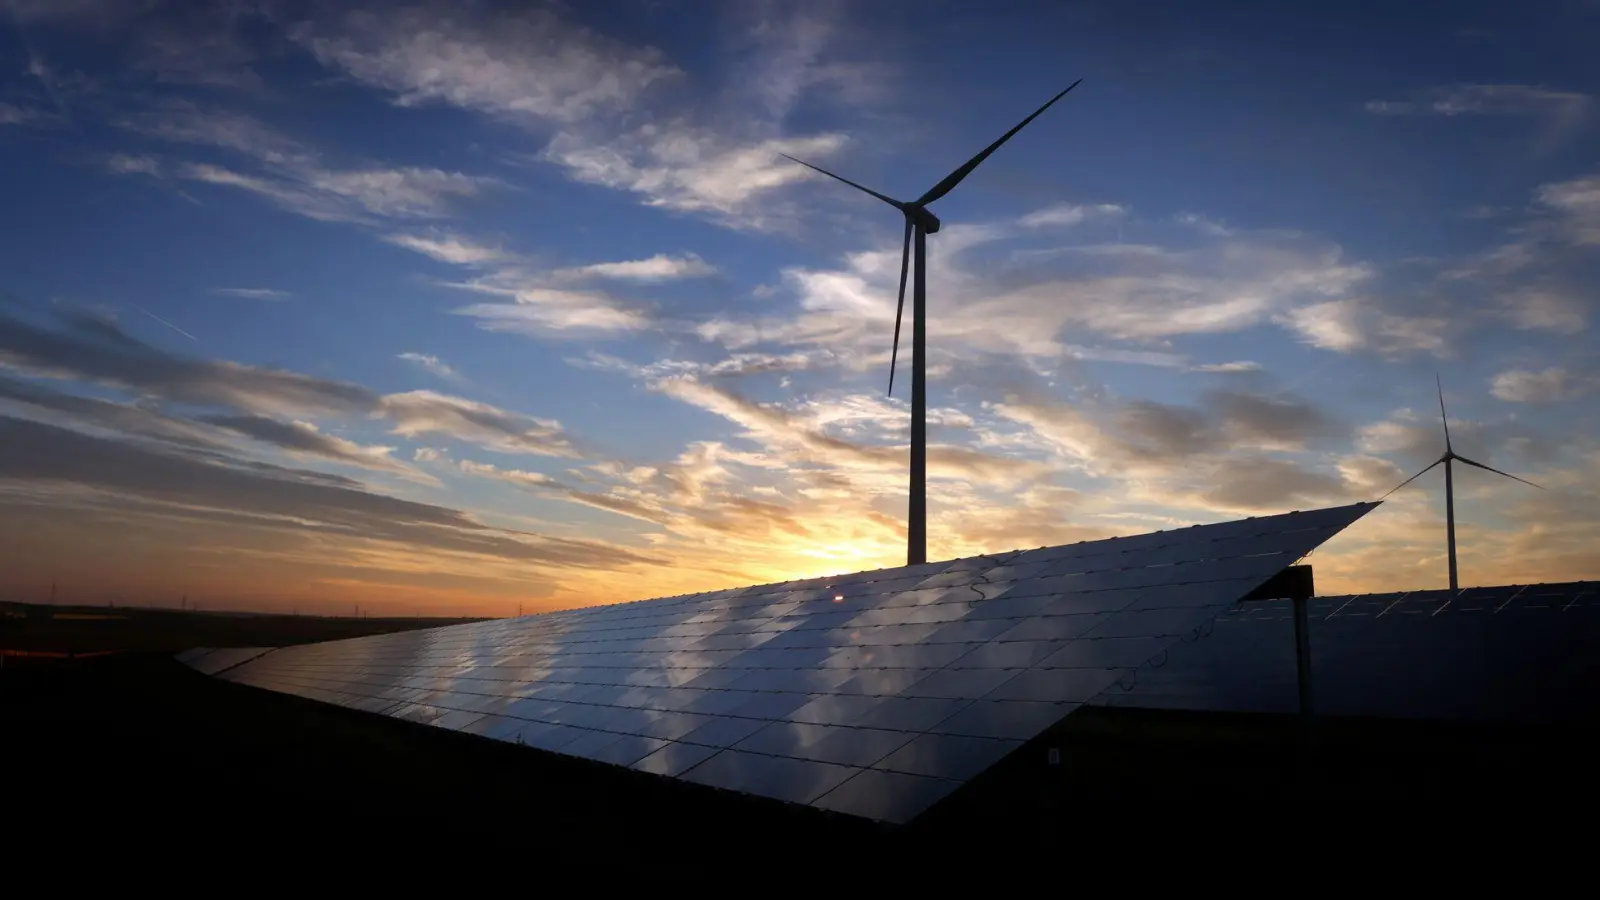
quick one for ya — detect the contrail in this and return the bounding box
[128,303,197,341]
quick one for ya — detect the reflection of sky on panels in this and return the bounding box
[206,502,1373,824]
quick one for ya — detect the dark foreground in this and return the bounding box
[8,650,1597,857]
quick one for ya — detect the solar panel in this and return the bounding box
[181,647,276,676]
[1098,580,1600,723]
[199,502,1374,824]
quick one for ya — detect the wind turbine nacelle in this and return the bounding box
[913,207,942,234]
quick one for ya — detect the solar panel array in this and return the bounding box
[195,502,1374,823]
[1094,581,1600,723]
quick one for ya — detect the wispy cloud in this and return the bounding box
[398,352,463,383]
[544,130,849,224]
[1366,83,1592,151]
[384,231,507,265]
[1279,298,1450,358]
[176,160,496,224]
[1536,174,1600,246]
[697,213,1374,367]
[451,282,652,335]
[0,102,44,126]
[110,105,500,224]
[378,226,652,335]
[0,311,587,460]
[566,253,717,282]
[1018,203,1126,228]
[212,287,290,300]
[289,4,680,124]
[0,415,657,575]
[1490,367,1596,403]
[378,390,580,458]
[198,413,432,483]
[1365,83,1590,118]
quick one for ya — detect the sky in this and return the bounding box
[1,0,1597,617]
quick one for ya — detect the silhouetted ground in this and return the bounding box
[0,601,481,656]
[9,651,1595,861]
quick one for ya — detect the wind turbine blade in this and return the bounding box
[887,217,912,397]
[779,154,903,210]
[916,79,1083,206]
[1380,457,1444,500]
[1436,373,1452,452]
[1453,454,1544,489]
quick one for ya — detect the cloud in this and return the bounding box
[176,161,495,223]
[380,230,654,335]
[544,129,848,223]
[652,375,1051,489]
[0,309,377,417]
[282,0,857,230]
[1365,84,1592,152]
[0,414,657,571]
[1173,213,1236,237]
[1192,456,1350,511]
[104,153,161,176]
[212,287,290,300]
[289,3,679,124]
[1191,361,1262,373]
[1,102,44,126]
[725,1,892,122]
[699,221,1373,366]
[1498,286,1588,334]
[1280,298,1450,357]
[378,390,580,457]
[1365,84,1589,119]
[1018,203,1126,228]
[985,389,1350,514]
[1536,174,1600,246]
[1491,367,1595,403]
[384,231,507,265]
[112,105,499,224]
[448,272,652,335]
[567,253,717,282]
[398,352,462,383]
[0,311,592,460]
[118,103,313,166]
[0,373,229,452]
[197,413,428,482]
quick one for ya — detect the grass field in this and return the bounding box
[6,606,1596,855]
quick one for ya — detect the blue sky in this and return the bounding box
[1,0,1596,615]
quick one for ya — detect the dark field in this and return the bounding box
[0,600,484,656]
[6,609,1597,855]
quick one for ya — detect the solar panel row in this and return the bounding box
[1095,581,1599,722]
[196,502,1375,823]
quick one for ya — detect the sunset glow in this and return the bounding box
[1,1,1596,617]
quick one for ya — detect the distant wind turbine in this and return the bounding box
[782,79,1083,566]
[1383,375,1542,591]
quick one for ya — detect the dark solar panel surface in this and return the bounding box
[1095,581,1600,722]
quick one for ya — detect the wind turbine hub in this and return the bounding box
[908,205,941,233]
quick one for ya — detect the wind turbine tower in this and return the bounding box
[783,79,1083,565]
[1384,376,1543,591]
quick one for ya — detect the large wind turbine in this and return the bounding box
[782,80,1083,566]
[1384,376,1543,591]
